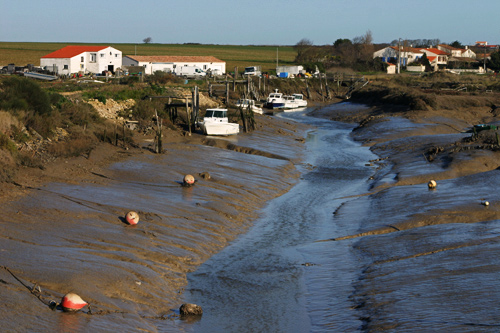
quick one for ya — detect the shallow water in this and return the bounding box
[183,104,500,332]
[183,105,379,332]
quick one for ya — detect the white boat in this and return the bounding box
[283,94,308,110]
[283,95,301,109]
[292,93,308,107]
[198,108,240,136]
[264,89,286,109]
[236,99,264,114]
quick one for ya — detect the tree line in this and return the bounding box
[293,31,385,73]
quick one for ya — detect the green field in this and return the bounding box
[0,42,297,73]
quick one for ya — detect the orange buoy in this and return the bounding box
[61,293,87,312]
[183,174,195,186]
[126,211,139,225]
[428,180,437,189]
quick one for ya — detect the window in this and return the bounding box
[81,56,84,62]
[90,53,96,62]
[63,65,68,69]
[115,54,119,58]
[100,54,104,58]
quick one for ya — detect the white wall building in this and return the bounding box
[40,46,122,75]
[122,55,226,76]
[373,46,424,66]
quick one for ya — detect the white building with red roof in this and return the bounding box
[122,55,226,75]
[419,48,449,70]
[40,45,122,75]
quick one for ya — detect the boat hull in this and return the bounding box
[199,122,240,136]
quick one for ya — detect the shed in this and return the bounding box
[122,55,226,76]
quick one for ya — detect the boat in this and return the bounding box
[282,94,308,111]
[197,108,240,136]
[236,99,264,114]
[264,89,286,109]
[23,72,58,81]
[292,93,308,107]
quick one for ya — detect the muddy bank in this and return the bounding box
[0,114,310,331]
[311,97,500,330]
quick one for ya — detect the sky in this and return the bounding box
[1,0,499,46]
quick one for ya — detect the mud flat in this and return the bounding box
[310,99,500,331]
[0,114,310,331]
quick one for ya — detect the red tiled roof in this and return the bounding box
[438,44,461,51]
[423,48,448,55]
[125,55,224,63]
[390,46,424,53]
[41,46,109,58]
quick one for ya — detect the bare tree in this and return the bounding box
[294,38,314,62]
[143,37,152,44]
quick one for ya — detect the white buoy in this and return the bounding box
[482,201,490,206]
[183,174,195,186]
[61,293,87,312]
[428,180,437,189]
[126,211,139,225]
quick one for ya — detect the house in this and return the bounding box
[373,46,424,66]
[437,44,476,59]
[419,48,448,70]
[40,45,122,75]
[122,55,226,76]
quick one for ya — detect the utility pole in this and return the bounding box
[484,41,487,72]
[397,38,401,74]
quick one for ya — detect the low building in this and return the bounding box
[40,45,122,75]
[122,55,226,76]
[373,46,424,66]
[276,65,304,78]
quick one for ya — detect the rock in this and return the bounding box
[179,303,203,316]
[199,172,211,180]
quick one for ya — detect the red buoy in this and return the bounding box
[183,174,195,186]
[126,211,139,225]
[61,293,87,312]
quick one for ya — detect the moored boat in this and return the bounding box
[264,89,285,109]
[197,108,239,136]
[236,99,264,114]
[292,93,308,107]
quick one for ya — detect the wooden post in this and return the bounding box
[226,81,229,106]
[186,98,191,135]
[325,74,330,99]
[306,79,311,99]
[239,106,247,133]
[194,86,199,123]
[319,73,324,101]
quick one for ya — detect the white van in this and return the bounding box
[174,66,206,79]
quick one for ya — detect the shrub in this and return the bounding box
[0,76,52,115]
[46,133,95,158]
